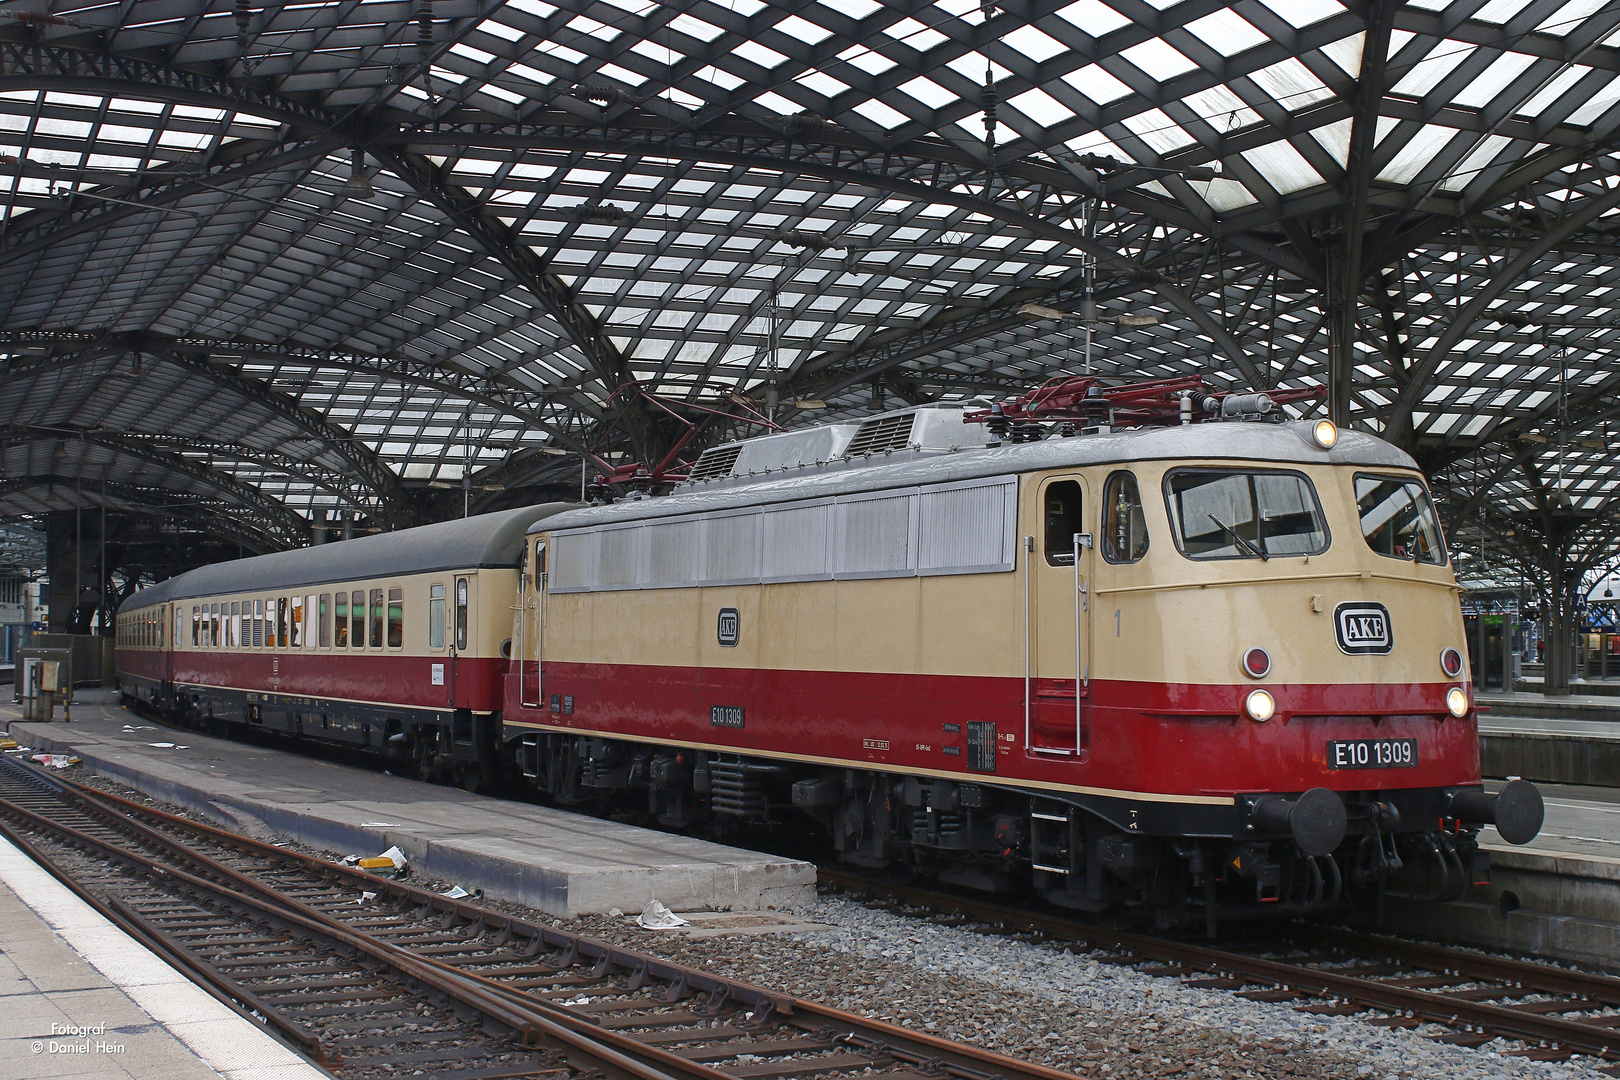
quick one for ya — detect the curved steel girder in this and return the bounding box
[1383,183,1620,440]
[0,474,286,554]
[389,131,1264,386]
[0,330,602,456]
[0,39,1306,276]
[0,427,307,545]
[0,43,1282,388]
[0,134,347,270]
[780,272,1179,403]
[0,334,409,516]
[367,146,655,458]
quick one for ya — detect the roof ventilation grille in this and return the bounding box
[687,444,743,482]
[845,413,916,456]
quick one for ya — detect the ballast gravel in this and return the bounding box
[555,894,1612,1080]
[68,771,1611,1080]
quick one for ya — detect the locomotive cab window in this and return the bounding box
[1164,469,1329,560]
[1043,480,1084,566]
[1356,474,1447,565]
[1102,471,1149,563]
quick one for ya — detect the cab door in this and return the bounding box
[520,541,545,708]
[1031,475,1093,758]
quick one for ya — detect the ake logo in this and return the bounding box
[1334,602,1392,655]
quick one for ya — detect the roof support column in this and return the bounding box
[1332,0,1398,430]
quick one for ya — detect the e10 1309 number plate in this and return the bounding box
[1327,738,1417,769]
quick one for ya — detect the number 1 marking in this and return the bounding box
[1115,608,1121,637]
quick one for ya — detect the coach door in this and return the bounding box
[450,574,471,708]
[160,604,174,687]
[1030,475,1094,759]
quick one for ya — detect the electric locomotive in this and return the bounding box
[114,375,1543,928]
[501,376,1542,928]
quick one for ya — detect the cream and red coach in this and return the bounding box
[116,505,567,786]
[504,396,1542,925]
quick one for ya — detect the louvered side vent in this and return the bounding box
[845,413,916,456]
[687,444,743,481]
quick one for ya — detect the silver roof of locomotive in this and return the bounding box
[534,410,1418,534]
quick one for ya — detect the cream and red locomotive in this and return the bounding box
[116,376,1542,926]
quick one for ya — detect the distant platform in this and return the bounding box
[0,832,326,1080]
[0,690,814,918]
[1475,696,1620,787]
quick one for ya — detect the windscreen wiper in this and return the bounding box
[1208,513,1267,560]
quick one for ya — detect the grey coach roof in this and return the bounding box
[122,503,573,613]
[534,420,1417,533]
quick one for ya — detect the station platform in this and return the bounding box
[0,690,814,918]
[1476,693,1620,787]
[0,832,326,1080]
[1379,780,1620,970]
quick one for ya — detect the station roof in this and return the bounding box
[2,0,1619,582]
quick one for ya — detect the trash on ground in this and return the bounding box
[635,899,689,929]
[357,845,408,878]
[359,821,401,828]
[356,891,377,904]
[0,738,18,751]
[121,725,155,732]
[442,885,472,899]
[148,742,175,748]
[29,753,79,768]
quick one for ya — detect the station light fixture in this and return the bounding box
[1244,688,1275,722]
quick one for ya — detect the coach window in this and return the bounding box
[1102,472,1150,563]
[333,592,349,648]
[272,597,284,648]
[369,588,384,648]
[318,594,331,647]
[429,584,445,649]
[455,577,469,650]
[210,604,219,647]
[387,588,404,648]
[1043,480,1084,565]
[290,596,304,648]
[192,606,200,646]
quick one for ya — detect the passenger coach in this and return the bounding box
[117,504,568,787]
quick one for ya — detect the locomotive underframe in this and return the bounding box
[504,728,1490,930]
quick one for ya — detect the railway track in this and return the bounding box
[818,869,1620,1074]
[0,753,1082,1080]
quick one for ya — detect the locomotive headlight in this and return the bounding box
[1446,686,1469,718]
[1311,419,1339,449]
[1245,688,1276,722]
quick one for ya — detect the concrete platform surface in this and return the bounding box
[0,691,814,918]
[1476,706,1620,787]
[0,834,326,1080]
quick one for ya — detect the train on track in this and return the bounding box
[115,375,1544,929]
